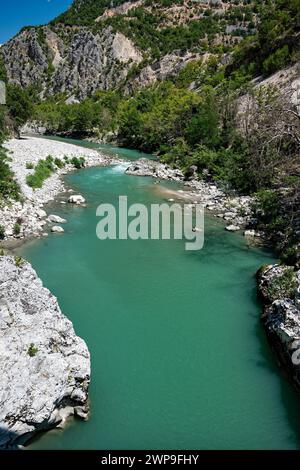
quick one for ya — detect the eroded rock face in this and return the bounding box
[0,256,90,448]
[258,265,300,390]
[1,26,142,99]
[127,51,203,92]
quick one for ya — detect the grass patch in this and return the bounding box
[26,154,86,188]
[54,158,65,169]
[14,255,25,267]
[71,156,85,169]
[26,155,55,189]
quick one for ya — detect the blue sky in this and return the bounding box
[0,0,72,44]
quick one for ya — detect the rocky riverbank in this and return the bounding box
[1,136,115,242]
[125,158,260,237]
[258,264,300,390]
[0,137,107,448]
[0,256,90,449]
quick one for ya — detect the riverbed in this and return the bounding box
[17,138,300,450]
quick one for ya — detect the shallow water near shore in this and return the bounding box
[18,139,300,449]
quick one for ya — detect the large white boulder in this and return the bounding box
[225,225,241,232]
[51,225,65,233]
[48,214,67,224]
[68,195,86,205]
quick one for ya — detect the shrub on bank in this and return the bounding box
[26,156,55,189]
[13,223,21,235]
[26,162,35,170]
[0,225,5,240]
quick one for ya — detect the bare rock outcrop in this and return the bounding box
[1,25,142,99]
[125,158,184,181]
[0,256,90,448]
[258,264,300,390]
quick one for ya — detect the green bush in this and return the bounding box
[13,223,21,235]
[27,343,39,357]
[0,147,20,201]
[263,45,290,76]
[266,268,297,302]
[54,158,65,169]
[281,245,300,267]
[0,225,5,240]
[26,162,35,170]
[14,256,25,267]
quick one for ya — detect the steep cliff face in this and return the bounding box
[0,255,91,449]
[1,25,142,99]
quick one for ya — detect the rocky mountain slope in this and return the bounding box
[0,256,90,449]
[0,0,260,99]
[1,26,142,99]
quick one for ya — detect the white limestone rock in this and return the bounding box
[68,195,86,205]
[51,225,65,233]
[48,214,67,224]
[225,225,241,232]
[0,256,90,449]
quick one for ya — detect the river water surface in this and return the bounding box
[18,138,300,449]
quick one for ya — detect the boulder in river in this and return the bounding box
[51,226,65,233]
[244,229,261,238]
[48,215,67,224]
[225,225,241,232]
[125,158,183,181]
[68,195,86,205]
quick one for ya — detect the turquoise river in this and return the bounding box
[18,138,300,450]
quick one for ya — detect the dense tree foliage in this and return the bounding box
[0,145,20,201]
[229,0,300,77]
[0,59,23,202]
[6,85,33,130]
[33,91,122,136]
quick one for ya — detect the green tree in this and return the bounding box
[6,85,33,131]
[184,89,220,148]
